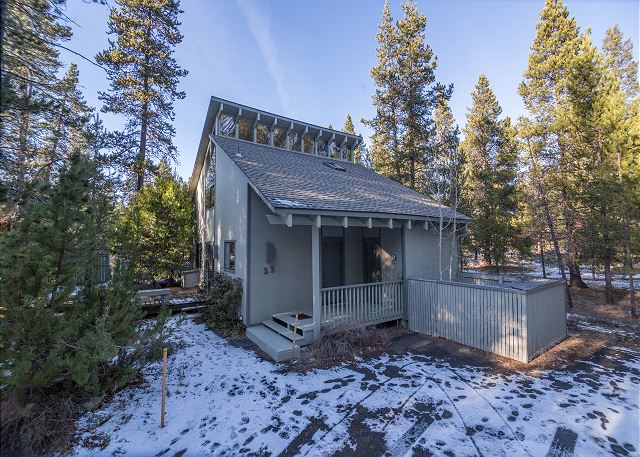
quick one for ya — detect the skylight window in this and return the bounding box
[323,161,346,172]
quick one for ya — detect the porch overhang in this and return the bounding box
[264,209,470,229]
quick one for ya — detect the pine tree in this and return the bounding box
[96,0,188,192]
[40,64,94,183]
[114,162,194,281]
[364,0,443,191]
[600,26,639,311]
[343,114,355,134]
[342,113,363,164]
[602,25,639,101]
[519,0,588,288]
[363,1,400,181]
[395,0,438,190]
[0,0,72,216]
[518,118,566,275]
[561,30,622,301]
[1,154,137,389]
[461,75,518,273]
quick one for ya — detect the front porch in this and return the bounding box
[246,279,404,362]
[243,186,460,361]
[246,212,413,361]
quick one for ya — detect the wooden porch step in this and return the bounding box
[262,320,312,346]
[272,310,315,330]
[246,325,300,362]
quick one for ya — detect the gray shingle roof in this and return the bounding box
[213,135,469,220]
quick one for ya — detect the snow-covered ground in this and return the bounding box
[503,260,639,290]
[73,316,639,457]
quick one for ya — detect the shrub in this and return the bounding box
[204,272,244,337]
[0,157,170,456]
[297,322,391,370]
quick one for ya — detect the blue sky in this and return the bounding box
[60,0,639,181]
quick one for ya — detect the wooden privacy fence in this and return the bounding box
[407,278,566,363]
[321,280,403,326]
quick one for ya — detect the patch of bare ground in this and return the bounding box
[289,322,409,373]
[568,285,638,326]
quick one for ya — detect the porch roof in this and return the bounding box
[213,135,469,222]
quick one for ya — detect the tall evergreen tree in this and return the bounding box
[0,0,72,217]
[519,0,588,288]
[343,114,355,134]
[363,1,400,181]
[561,30,620,300]
[96,0,188,192]
[40,64,94,183]
[364,0,443,191]
[342,113,363,164]
[602,25,639,101]
[114,162,194,281]
[600,26,639,310]
[461,75,518,273]
[428,88,460,206]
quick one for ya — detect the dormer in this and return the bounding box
[207,96,362,162]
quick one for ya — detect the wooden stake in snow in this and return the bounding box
[290,314,299,362]
[161,347,167,428]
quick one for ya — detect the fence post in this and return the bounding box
[160,347,167,428]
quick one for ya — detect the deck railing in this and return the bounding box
[320,280,404,326]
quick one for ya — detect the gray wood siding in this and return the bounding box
[214,146,249,316]
[407,279,566,363]
[380,228,403,281]
[404,226,458,281]
[247,191,312,325]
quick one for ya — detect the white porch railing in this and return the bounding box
[320,280,404,326]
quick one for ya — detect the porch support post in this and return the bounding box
[312,225,321,340]
[401,223,408,322]
[280,213,292,227]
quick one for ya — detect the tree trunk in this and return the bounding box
[623,216,637,318]
[561,191,588,289]
[137,104,148,191]
[542,191,572,308]
[600,207,615,304]
[539,237,546,279]
[409,157,415,190]
[137,15,152,192]
[568,261,588,288]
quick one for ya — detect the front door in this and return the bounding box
[322,236,344,288]
[364,237,382,283]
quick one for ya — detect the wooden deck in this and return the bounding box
[138,287,208,315]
